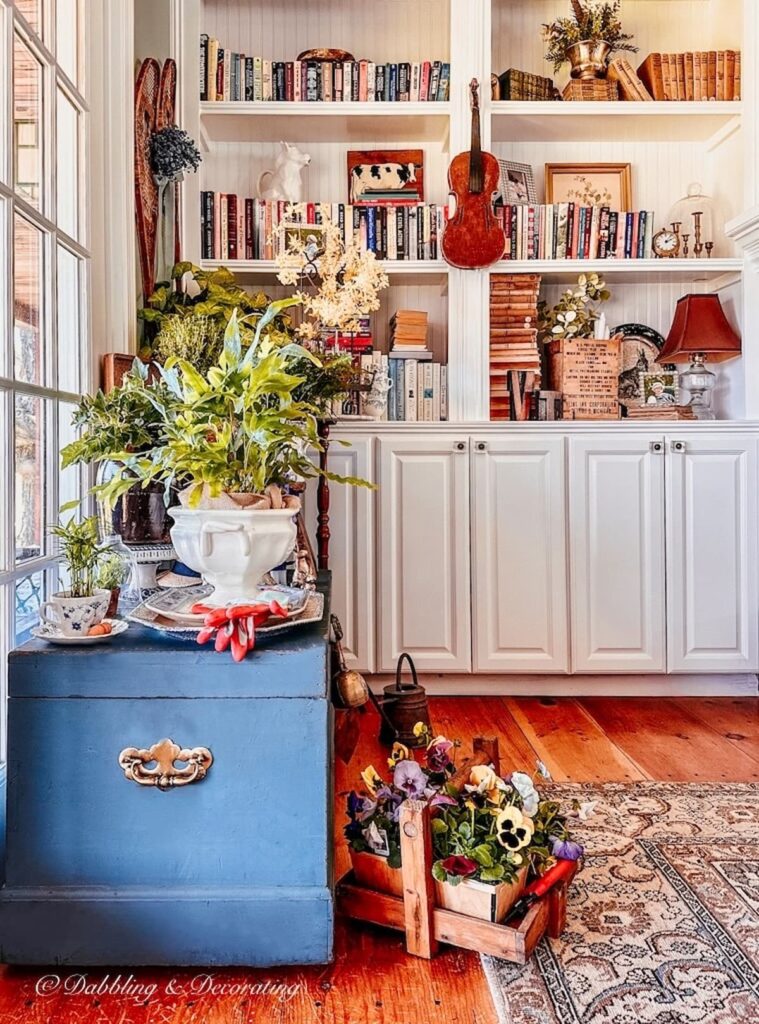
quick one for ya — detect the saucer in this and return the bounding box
[32,619,129,645]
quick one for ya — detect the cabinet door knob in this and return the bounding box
[671,440,686,453]
[476,441,488,452]
[650,441,664,453]
[454,441,467,452]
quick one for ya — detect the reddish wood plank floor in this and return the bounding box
[0,695,756,1024]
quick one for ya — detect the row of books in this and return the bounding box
[387,355,448,422]
[497,68,556,101]
[200,38,450,103]
[637,51,741,102]
[496,204,657,262]
[200,194,447,262]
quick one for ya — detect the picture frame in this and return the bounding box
[640,370,679,408]
[545,162,633,210]
[347,149,424,206]
[282,223,327,265]
[497,159,537,205]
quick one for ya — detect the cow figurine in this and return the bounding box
[257,142,311,203]
[350,161,417,203]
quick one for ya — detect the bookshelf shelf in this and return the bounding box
[490,101,742,144]
[199,258,450,286]
[492,258,743,285]
[200,102,452,144]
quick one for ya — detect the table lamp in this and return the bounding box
[657,293,741,420]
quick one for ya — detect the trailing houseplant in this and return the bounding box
[543,1,637,78]
[538,272,611,342]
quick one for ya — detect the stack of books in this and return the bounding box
[200,38,450,103]
[389,310,428,349]
[637,51,741,101]
[200,195,446,262]
[489,274,542,421]
[496,204,657,261]
[625,405,696,421]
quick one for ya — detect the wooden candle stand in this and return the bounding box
[337,737,576,962]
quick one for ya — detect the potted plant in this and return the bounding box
[431,765,580,923]
[538,272,611,342]
[543,1,637,80]
[62,361,174,543]
[41,515,111,636]
[95,306,368,605]
[345,735,459,895]
[95,551,129,618]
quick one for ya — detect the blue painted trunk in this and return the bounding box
[0,584,334,966]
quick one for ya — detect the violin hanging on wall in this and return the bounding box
[442,79,505,270]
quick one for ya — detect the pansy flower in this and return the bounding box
[375,785,403,822]
[387,741,410,769]
[511,771,539,816]
[426,736,455,774]
[465,764,507,806]
[551,837,584,861]
[360,765,383,797]
[440,855,478,878]
[495,805,534,851]
[393,759,428,800]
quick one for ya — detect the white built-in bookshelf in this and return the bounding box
[178,0,758,420]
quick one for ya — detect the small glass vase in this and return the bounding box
[567,40,612,79]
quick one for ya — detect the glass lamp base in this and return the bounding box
[680,355,716,421]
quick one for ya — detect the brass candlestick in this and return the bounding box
[705,241,714,258]
[682,233,690,257]
[693,211,704,258]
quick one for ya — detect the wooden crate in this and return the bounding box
[337,737,577,961]
[563,394,620,420]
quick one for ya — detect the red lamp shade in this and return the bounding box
[657,293,741,364]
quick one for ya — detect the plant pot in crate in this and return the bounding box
[349,850,404,897]
[434,867,528,923]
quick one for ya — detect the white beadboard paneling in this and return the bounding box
[492,1,743,90]
[203,0,450,63]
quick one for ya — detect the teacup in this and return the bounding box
[40,589,110,637]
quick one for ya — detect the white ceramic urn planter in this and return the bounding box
[168,507,298,605]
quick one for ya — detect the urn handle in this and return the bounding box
[118,738,213,790]
[199,520,252,558]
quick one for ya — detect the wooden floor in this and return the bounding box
[0,696,757,1024]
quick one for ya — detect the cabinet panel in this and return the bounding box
[471,436,569,672]
[569,436,666,673]
[666,435,759,672]
[377,436,471,672]
[303,435,375,672]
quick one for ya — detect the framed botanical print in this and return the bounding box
[545,162,633,209]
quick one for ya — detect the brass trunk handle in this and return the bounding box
[118,737,213,790]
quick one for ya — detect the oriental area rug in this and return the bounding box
[483,783,759,1024]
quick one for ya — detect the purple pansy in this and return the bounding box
[393,759,428,800]
[376,785,404,822]
[426,739,455,774]
[551,837,584,861]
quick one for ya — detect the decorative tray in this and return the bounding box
[129,589,324,640]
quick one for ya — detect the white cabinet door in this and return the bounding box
[569,435,666,673]
[377,435,471,672]
[666,434,759,672]
[471,435,569,672]
[303,434,375,672]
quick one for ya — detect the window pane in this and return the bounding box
[15,1,41,35]
[57,246,81,392]
[14,215,44,385]
[15,393,46,563]
[56,0,78,84]
[13,33,42,209]
[15,571,45,646]
[56,89,79,239]
[59,400,81,513]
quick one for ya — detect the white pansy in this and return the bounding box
[511,771,539,816]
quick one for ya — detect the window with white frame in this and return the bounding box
[0,0,89,740]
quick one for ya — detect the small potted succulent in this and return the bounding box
[41,515,111,637]
[95,551,129,618]
[543,1,637,80]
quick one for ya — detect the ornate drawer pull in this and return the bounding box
[118,737,213,790]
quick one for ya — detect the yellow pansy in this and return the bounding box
[360,765,383,796]
[387,742,410,769]
[465,764,507,804]
[495,805,534,852]
[413,721,430,739]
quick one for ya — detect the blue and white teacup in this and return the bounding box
[39,589,110,637]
